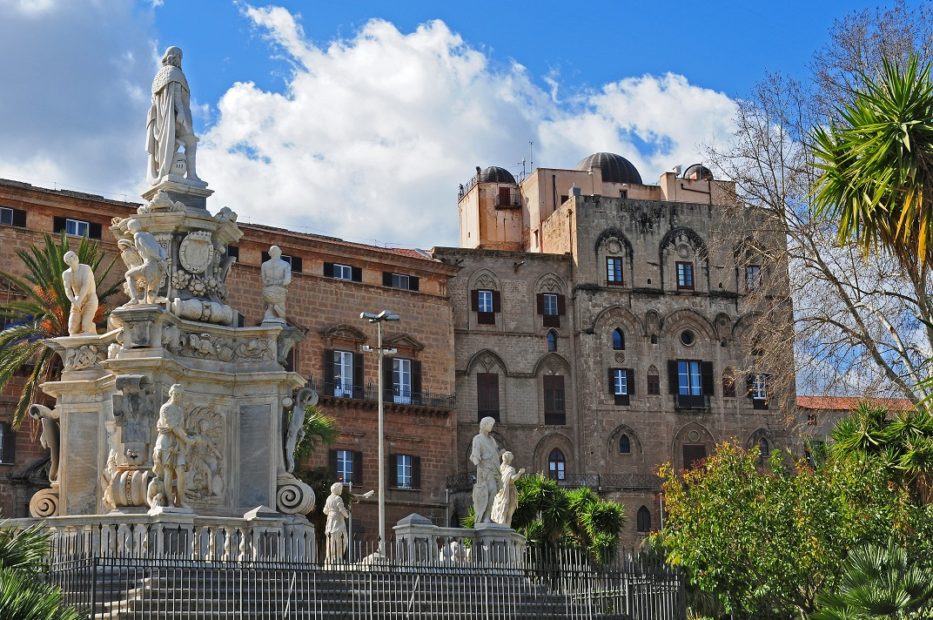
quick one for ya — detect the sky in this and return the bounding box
[0,0,919,248]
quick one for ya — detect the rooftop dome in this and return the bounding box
[477,166,516,184]
[683,163,714,181]
[575,152,642,185]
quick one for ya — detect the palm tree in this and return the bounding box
[811,56,933,268]
[0,524,80,620]
[812,541,933,619]
[0,233,119,427]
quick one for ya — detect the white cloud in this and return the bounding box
[202,7,738,247]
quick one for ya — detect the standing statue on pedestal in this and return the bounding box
[122,219,167,305]
[62,251,98,336]
[323,482,349,564]
[470,416,501,524]
[261,245,291,322]
[491,451,525,527]
[146,46,202,184]
[28,405,60,483]
[149,384,191,510]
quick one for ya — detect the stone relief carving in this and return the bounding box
[473,272,498,290]
[121,218,168,305]
[63,344,106,371]
[28,405,60,483]
[62,250,98,336]
[185,406,225,500]
[161,324,273,363]
[178,231,214,274]
[536,274,564,294]
[138,190,185,214]
[261,245,291,322]
[170,298,235,325]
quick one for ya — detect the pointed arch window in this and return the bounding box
[546,330,558,352]
[611,328,625,350]
[547,449,566,481]
[636,506,651,533]
[758,437,771,463]
[647,365,660,395]
[619,434,631,454]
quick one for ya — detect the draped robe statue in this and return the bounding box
[146,46,201,184]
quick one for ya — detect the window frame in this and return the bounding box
[542,293,559,317]
[745,264,762,291]
[619,434,631,454]
[393,358,412,405]
[396,454,414,489]
[476,372,500,422]
[547,449,566,481]
[636,506,652,533]
[477,289,494,313]
[65,218,90,237]
[612,368,628,397]
[647,367,660,395]
[333,263,353,281]
[611,328,625,350]
[333,350,354,398]
[676,261,695,290]
[677,360,703,396]
[606,256,624,285]
[336,449,354,483]
[751,373,768,400]
[546,329,558,352]
[0,207,11,226]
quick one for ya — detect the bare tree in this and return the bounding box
[708,5,933,405]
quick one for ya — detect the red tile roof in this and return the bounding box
[797,395,914,412]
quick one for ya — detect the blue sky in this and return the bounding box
[0,0,921,247]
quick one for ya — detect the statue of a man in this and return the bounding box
[150,384,191,509]
[470,416,501,524]
[28,405,60,483]
[261,245,291,322]
[62,250,98,336]
[323,482,349,564]
[123,219,167,305]
[146,46,201,184]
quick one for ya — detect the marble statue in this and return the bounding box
[470,416,501,524]
[62,251,98,336]
[490,451,525,527]
[285,387,318,473]
[28,405,60,483]
[261,245,291,322]
[123,219,167,305]
[146,46,201,184]
[150,384,191,509]
[323,482,349,564]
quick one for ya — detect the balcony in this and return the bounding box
[674,393,710,412]
[445,472,661,493]
[309,380,456,413]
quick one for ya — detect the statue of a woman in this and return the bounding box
[490,451,524,527]
[323,482,349,564]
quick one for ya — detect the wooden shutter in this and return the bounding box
[389,454,398,487]
[323,349,334,396]
[476,373,499,421]
[536,293,544,314]
[492,291,501,312]
[557,294,566,315]
[328,449,338,479]
[411,360,422,405]
[261,250,270,263]
[53,216,66,233]
[626,369,635,396]
[353,451,364,485]
[352,353,364,399]
[88,222,102,239]
[701,362,714,395]
[607,368,616,395]
[667,360,679,394]
[290,256,303,273]
[0,424,14,464]
[383,360,394,401]
[498,186,511,206]
[470,290,479,311]
[412,456,422,489]
[351,267,363,282]
[383,272,393,287]
[746,374,755,399]
[409,276,419,292]
[12,208,26,228]
[323,262,334,277]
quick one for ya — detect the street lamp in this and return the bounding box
[360,309,399,555]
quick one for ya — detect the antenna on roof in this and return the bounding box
[529,140,534,172]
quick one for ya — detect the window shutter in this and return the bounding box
[323,349,335,396]
[411,360,422,405]
[383,361,394,401]
[88,222,102,239]
[323,262,334,278]
[351,267,363,282]
[492,291,501,312]
[470,290,479,311]
[607,368,616,395]
[412,456,422,489]
[667,360,679,394]
[53,216,66,233]
[746,374,755,399]
[477,373,499,420]
[0,424,13,464]
[626,369,635,396]
[352,353,364,399]
[328,449,338,479]
[290,256,303,273]
[261,250,270,263]
[557,295,566,315]
[701,362,715,396]
[536,294,544,314]
[383,272,393,287]
[389,454,398,487]
[353,451,364,485]
[409,276,419,292]
[12,208,26,228]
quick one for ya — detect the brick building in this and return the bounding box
[438,154,795,541]
[0,178,458,530]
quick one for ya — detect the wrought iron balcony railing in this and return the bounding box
[308,380,456,411]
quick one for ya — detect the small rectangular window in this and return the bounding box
[334,264,353,280]
[746,264,761,291]
[676,262,694,290]
[0,208,12,226]
[393,358,412,405]
[336,449,354,483]
[396,454,414,489]
[543,375,566,425]
[384,272,417,290]
[607,257,623,285]
[751,374,768,400]
[65,218,89,237]
[647,372,660,395]
[678,360,702,396]
[333,351,354,398]
[612,368,628,396]
[477,290,494,313]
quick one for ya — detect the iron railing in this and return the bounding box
[446,472,661,493]
[309,379,456,410]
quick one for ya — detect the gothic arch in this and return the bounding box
[608,424,643,459]
[659,226,709,291]
[712,312,732,342]
[464,349,509,375]
[746,428,774,450]
[671,422,716,470]
[533,431,575,475]
[468,268,500,291]
[534,272,566,295]
[731,311,763,340]
[662,308,717,341]
[591,304,644,335]
[594,227,635,262]
[532,352,571,376]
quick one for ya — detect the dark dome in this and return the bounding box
[478,166,516,184]
[683,163,714,181]
[575,152,642,184]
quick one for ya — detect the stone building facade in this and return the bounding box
[0,178,457,530]
[439,154,795,541]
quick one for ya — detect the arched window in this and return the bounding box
[546,330,558,352]
[547,449,566,481]
[619,434,631,454]
[647,365,660,395]
[722,367,736,397]
[758,437,771,463]
[636,506,651,533]
[611,328,625,350]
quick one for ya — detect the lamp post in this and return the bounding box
[360,310,399,555]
